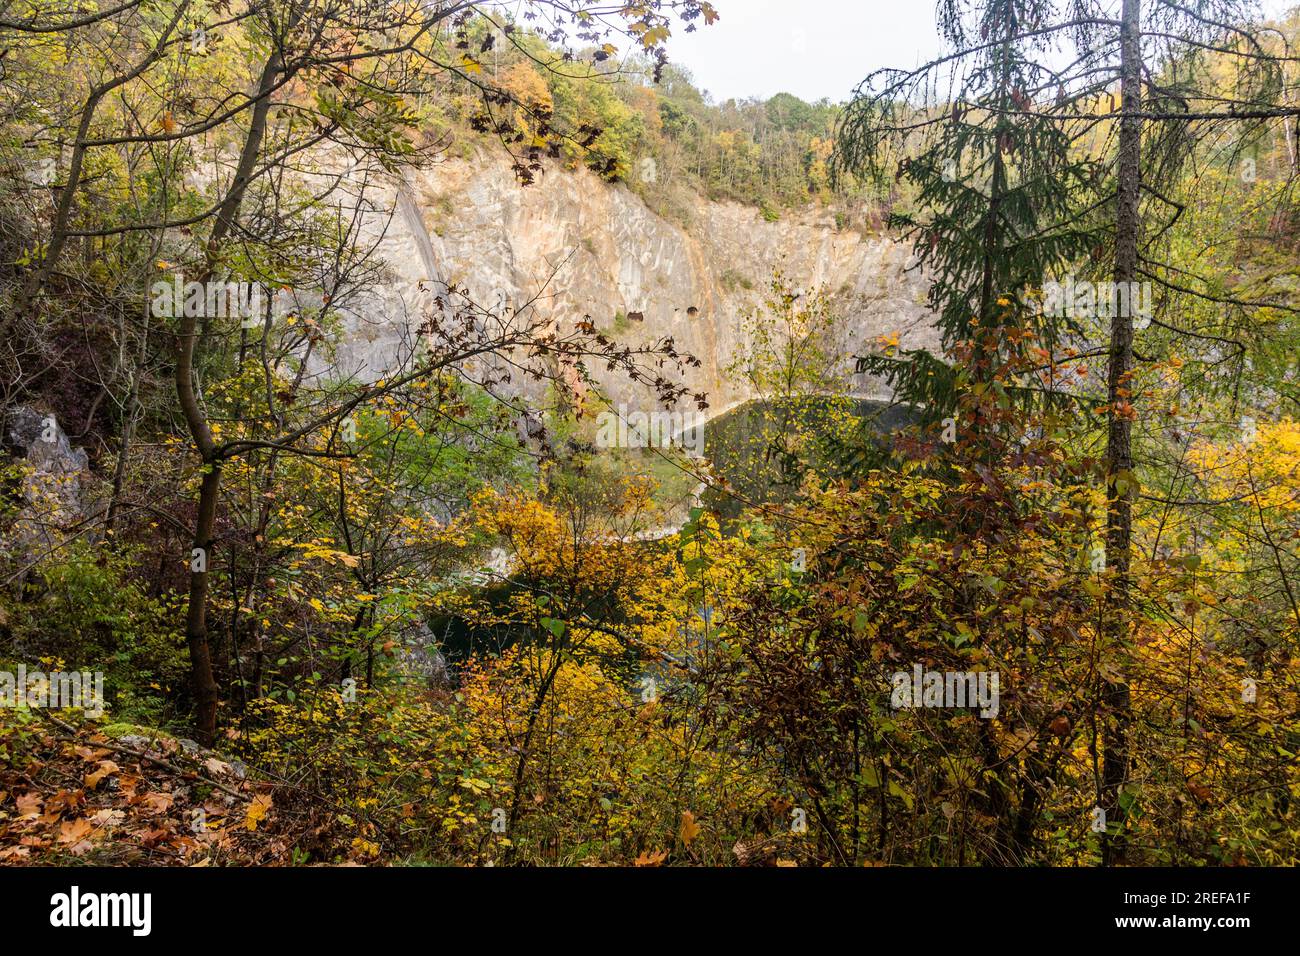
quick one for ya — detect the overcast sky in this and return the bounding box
[659,0,1300,104]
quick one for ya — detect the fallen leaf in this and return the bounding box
[136,828,176,848]
[85,759,120,788]
[89,808,124,827]
[47,789,82,812]
[245,793,273,831]
[57,817,94,845]
[15,793,42,819]
[139,791,175,814]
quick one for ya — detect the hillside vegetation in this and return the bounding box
[0,0,1298,868]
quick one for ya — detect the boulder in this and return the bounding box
[2,405,94,563]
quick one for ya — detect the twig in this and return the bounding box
[36,712,247,800]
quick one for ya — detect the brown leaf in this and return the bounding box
[85,759,120,788]
[15,792,42,819]
[57,817,94,845]
[137,828,172,848]
[89,808,124,827]
[139,791,175,814]
[46,789,82,812]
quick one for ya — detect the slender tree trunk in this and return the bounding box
[14,3,189,323]
[105,379,138,534]
[185,463,223,743]
[1102,0,1141,866]
[176,50,284,744]
[106,300,150,534]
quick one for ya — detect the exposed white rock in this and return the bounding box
[335,149,938,413]
[2,406,94,565]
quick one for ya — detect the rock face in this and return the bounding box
[6,406,89,479]
[336,150,938,415]
[2,406,93,562]
[396,620,453,690]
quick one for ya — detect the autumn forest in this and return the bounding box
[0,0,1297,901]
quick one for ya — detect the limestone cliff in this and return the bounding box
[338,150,938,415]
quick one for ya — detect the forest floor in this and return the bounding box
[0,712,307,865]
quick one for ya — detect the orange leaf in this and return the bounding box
[85,759,120,788]
[679,810,701,846]
[57,817,94,845]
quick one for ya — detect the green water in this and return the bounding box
[697,396,915,523]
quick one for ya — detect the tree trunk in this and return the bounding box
[175,50,284,744]
[1102,0,1142,866]
[185,463,223,744]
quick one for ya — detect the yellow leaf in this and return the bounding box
[245,793,273,831]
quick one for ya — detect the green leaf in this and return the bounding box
[888,780,915,810]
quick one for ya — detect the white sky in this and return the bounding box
[662,0,941,103]
[660,0,1300,104]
